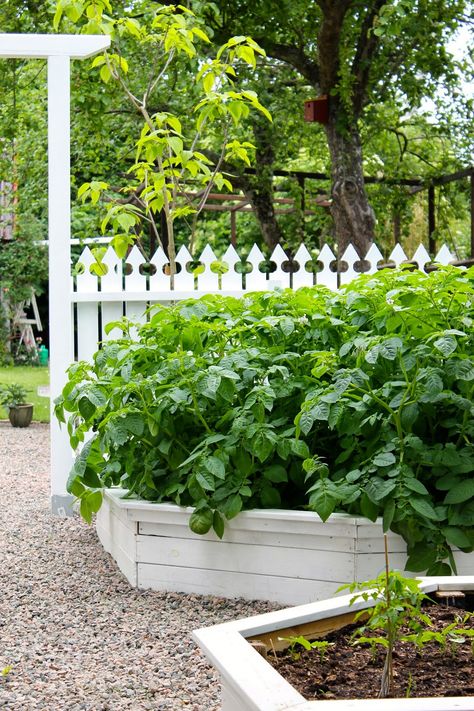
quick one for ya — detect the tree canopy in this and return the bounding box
[0,0,472,265]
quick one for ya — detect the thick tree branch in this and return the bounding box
[252,40,320,87]
[351,0,385,116]
[317,0,352,92]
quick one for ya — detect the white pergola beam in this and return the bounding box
[0,34,110,59]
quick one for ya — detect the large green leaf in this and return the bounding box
[365,478,396,503]
[433,336,457,357]
[264,465,288,483]
[373,452,396,468]
[204,456,226,479]
[309,490,337,521]
[405,544,438,572]
[444,480,474,505]
[189,508,213,535]
[410,497,440,520]
[442,526,472,550]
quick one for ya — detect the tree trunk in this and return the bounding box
[241,120,283,250]
[325,115,375,257]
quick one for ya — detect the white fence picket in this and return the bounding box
[124,245,147,336]
[389,243,409,267]
[339,244,359,286]
[316,244,337,290]
[75,247,99,361]
[246,243,267,291]
[100,247,123,292]
[434,244,454,265]
[125,245,147,293]
[99,248,124,341]
[149,246,169,293]
[365,244,384,274]
[412,244,431,271]
[221,244,243,291]
[269,244,290,290]
[70,240,463,358]
[197,244,219,293]
[292,244,314,289]
[174,245,194,292]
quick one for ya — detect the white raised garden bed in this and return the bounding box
[96,489,474,606]
[193,576,474,711]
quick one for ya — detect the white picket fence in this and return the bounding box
[72,239,455,361]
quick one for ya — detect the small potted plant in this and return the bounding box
[0,383,34,428]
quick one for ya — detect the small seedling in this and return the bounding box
[279,635,334,662]
[340,535,474,698]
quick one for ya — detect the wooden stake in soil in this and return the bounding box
[378,533,393,698]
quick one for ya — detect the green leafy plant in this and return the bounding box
[341,568,432,697]
[1,665,12,678]
[404,612,474,656]
[279,635,334,662]
[342,566,474,698]
[0,383,30,407]
[56,267,474,570]
[54,1,271,276]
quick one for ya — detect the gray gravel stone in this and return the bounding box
[0,423,278,709]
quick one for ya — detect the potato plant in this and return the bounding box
[56,267,474,573]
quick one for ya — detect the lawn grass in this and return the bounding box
[0,366,50,422]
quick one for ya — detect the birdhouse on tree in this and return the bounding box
[304,95,329,124]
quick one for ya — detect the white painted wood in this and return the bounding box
[389,243,409,267]
[4,35,111,511]
[434,244,454,265]
[77,304,100,361]
[101,302,124,342]
[75,247,100,360]
[101,247,123,292]
[355,552,413,581]
[246,244,267,291]
[96,497,138,586]
[0,34,110,59]
[292,244,314,289]
[221,245,243,291]
[73,289,256,302]
[269,244,290,289]
[194,577,474,711]
[48,54,75,511]
[124,247,148,331]
[125,245,146,292]
[149,247,170,292]
[197,244,220,292]
[75,247,99,294]
[136,536,354,581]
[316,244,337,289]
[97,491,474,605]
[137,564,342,606]
[174,244,194,291]
[100,247,125,340]
[339,243,359,285]
[138,522,357,553]
[365,243,384,274]
[412,243,431,271]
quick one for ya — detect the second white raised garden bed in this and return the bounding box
[193,576,474,711]
[96,489,474,606]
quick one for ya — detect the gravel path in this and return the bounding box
[0,423,277,710]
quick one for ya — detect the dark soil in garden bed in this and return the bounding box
[267,602,474,700]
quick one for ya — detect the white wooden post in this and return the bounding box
[48,54,74,515]
[0,34,110,515]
